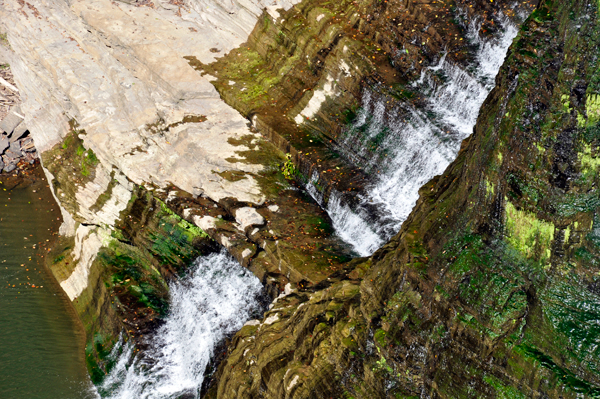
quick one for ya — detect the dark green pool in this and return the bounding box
[0,173,96,398]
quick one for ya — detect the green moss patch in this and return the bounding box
[505,201,554,260]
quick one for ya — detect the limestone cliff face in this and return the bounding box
[0,0,356,381]
[209,1,600,397]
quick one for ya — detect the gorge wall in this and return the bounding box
[3,0,600,398]
[209,0,600,397]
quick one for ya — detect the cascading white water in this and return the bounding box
[319,14,519,256]
[97,251,264,399]
[327,191,384,255]
[305,170,325,206]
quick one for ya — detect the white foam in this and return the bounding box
[327,191,383,256]
[98,251,263,399]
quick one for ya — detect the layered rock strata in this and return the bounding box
[197,0,533,212]
[209,1,600,397]
[6,0,597,397]
[0,0,354,381]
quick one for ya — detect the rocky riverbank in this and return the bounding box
[0,64,38,175]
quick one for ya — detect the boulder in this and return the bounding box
[2,159,16,173]
[0,108,24,136]
[8,140,21,155]
[4,149,20,163]
[9,122,28,142]
[234,207,265,230]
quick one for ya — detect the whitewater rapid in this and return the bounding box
[97,251,264,399]
[317,14,519,256]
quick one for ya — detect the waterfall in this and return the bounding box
[317,14,519,256]
[327,191,385,255]
[97,251,264,399]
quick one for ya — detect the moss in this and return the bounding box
[90,171,117,213]
[156,198,208,240]
[578,111,587,127]
[483,375,527,399]
[41,121,101,217]
[578,143,600,176]
[561,94,572,113]
[85,333,119,385]
[555,192,600,218]
[505,201,554,260]
[586,93,600,126]
[485,179,495,197]
[516,344,600,396]
[543,282,600,366]
[216,170,248,182]
[374,329,387,347]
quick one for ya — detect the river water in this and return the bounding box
[0,174,96,398]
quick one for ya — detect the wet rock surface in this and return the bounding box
[5,0,600,397]
[208,1,600,398]
[193,0,532,211]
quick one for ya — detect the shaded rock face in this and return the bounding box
[209,1,600,398]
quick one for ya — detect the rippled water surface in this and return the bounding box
[0,175,96,398]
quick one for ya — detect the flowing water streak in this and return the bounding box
[327,191,385,255]
[98,251,264,399]
[321,15,519,256]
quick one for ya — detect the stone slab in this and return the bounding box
[235,207,265,230]
[0,110,23,135]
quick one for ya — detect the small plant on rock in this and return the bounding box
[281,153,297,180]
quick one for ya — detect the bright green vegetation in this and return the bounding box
[505,201,554,260]
[281,153,298,180]
[41,121,100,217]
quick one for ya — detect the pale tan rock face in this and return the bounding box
[0,0,300,299]
[0,0,300,210]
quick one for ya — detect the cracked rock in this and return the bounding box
[235,207,265,230]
